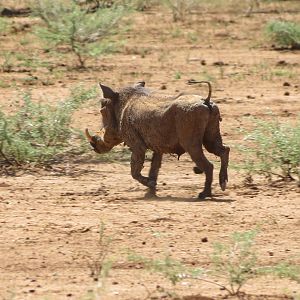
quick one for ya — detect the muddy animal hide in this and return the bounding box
[86,81,229,199]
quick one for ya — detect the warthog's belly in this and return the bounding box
[149,143,185,158]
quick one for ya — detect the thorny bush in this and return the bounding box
[32,0,128,68]
[239,116,300,183]
[265,20,300,49]
[0,86,97,166]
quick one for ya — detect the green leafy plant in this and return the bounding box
[129,252,202,286]
[33,0,128,68]
[128,230,300,298]
[0,86,97,166]
[85,222,114,281]
[119,0,155,11]
[128,252,203,298]
[81,222,114,300]
[238,116,300,182]
[1,51,14,72]
[259,262,300,283]
[0,17,8,34]
[211,230,258,295]
[265,20,300,49]
[162,0,200,22]
[174,71,181,80]
[128,231,258,296]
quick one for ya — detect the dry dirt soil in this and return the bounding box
[0,2,300,300]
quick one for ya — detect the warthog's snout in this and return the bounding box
[85,128,113,154]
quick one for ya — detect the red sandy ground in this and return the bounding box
[0,2,299,299]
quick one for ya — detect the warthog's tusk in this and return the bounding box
[85,128,93,142]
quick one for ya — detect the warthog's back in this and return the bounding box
[120,95,211,154]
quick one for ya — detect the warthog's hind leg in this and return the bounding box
[219,146,230,191]
[187,146,213,199]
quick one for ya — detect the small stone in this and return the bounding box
[284,91,290,96]
[201,237,208,243]
[201,59,206,65]
[268,251,274,256]
[283,82,291,86]
[277,60,288,66]
[213,61,225,66]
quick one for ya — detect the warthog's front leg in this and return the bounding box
[131,149,156,189]
[148,152,162,195]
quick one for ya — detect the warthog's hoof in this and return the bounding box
[220,181,227,191]
[219,172,228,191]
[193,166,204,174]
[144,188,157,199]
[198,191,212,200]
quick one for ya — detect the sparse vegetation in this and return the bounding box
[0,1,300,299]
[162,0,200,22]
[81,222,114,300]
[128,230,299,297]
[0,86,97,166]
[265,20,300,49]
[85,222,113,281]
[238,116,300,183]
[0,17,8,34]
[128,252,203,298]
[259,262,300,283]
[0,51,14,72]
[32,0,128,68]
[174,70,181,79]
[210,230,259,295]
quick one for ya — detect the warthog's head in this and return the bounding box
[85,81,146,154]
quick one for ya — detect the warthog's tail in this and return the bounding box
[187,79,212,106]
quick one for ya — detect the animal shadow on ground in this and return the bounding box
[141,191,235,203]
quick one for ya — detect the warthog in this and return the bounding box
[85,81,230,199]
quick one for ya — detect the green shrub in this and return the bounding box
[211,230,258,295]
[238,116,300,182]
[0,86,97,165]
[128,229,299,297]
[265,20,300,49]
[259,262,300,283]
[32,0,128,68]
[162,0,200,22]
[0,51,14,72]
[128,252,202,286]
[0,17,8,34]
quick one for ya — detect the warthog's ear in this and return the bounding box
[99,83,119,102]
